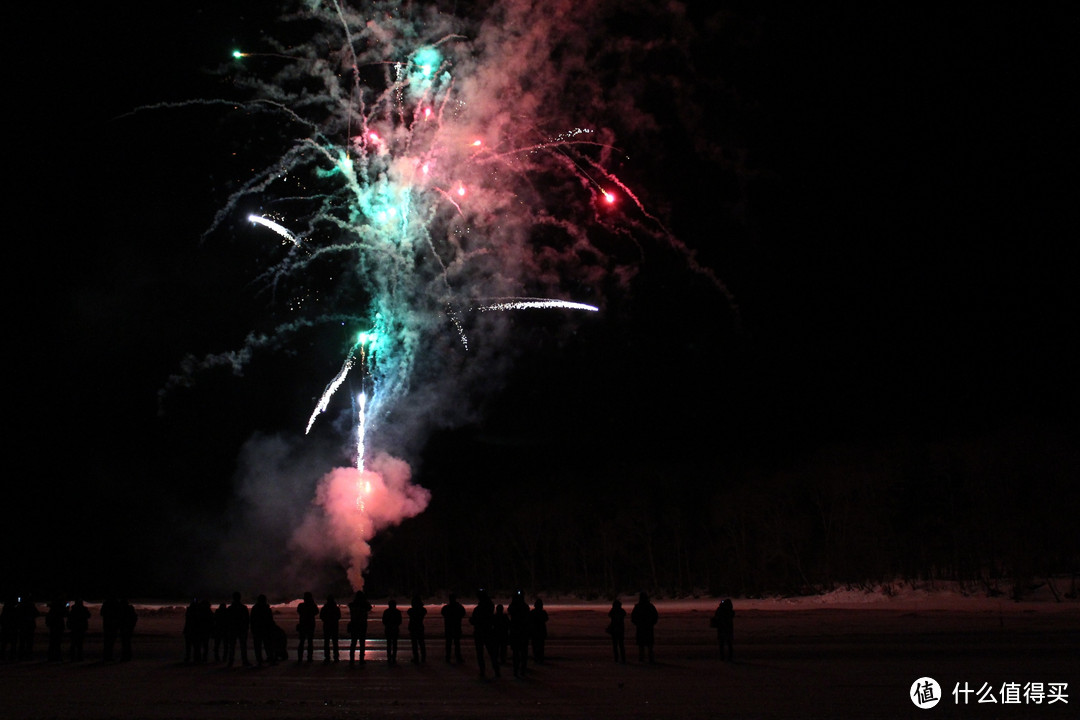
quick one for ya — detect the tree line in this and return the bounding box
[362,424,1079,600]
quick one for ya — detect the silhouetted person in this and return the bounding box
[407,595,427,664]
[320,595,341,663]
[607,599,626,663]
[268,616,289,662]
[118,599,137,661]
[183,598,201,663]
[100,596,120,661]
[224,592,250,667]
[441,593,465,663]
[347,590,373,665]
[469,589,499,678]
[212,602,228,662]
[195,599,213,662]
[507,591,530,678]
[16,596,40,661]
[67,598,90,662]
[711,598,735,661]
[493,604,509,665]
[382,599,402,665]
[296,591,318,663]
[631,592,658,663]
[0,596,16,661]
[530,597,549,663]
[250,594,275,666]
[45,599,67,662]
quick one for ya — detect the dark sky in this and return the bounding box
[7,3,1077,597]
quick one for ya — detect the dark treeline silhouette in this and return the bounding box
[357,428,1079,599]
[5,425,1074,603]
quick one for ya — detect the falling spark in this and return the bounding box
[305,349,356,435]
[247,213,300,246]
[473,298,600,313]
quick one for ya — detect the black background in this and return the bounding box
[7,3,1077,598]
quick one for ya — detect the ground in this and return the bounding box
[2,587,1078,719]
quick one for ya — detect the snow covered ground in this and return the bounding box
[3,583,1077,719]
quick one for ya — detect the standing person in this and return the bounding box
[469,589,499,678]
[250,594,274,666]
[99,596,120,661]
[183,598,201,663]
[711,598,735,661]
[195,599,214,663]
[607,598,627,663]
[407,595,427,664]
[16,596,40,661]
[382,599,402,665]
[630,592,658,663]
[493,604,509,666]
[118,599,138,661]
[296,592,318,663]
[507,591,530,678]
[530,597,549,663]
[0,596,17,661]
[319,595,341,663]
[224,592,250,667]
[67,598,91,662]
[267,614,289,662]
[440,593,465,664]
[45,599,67,662]
[347,590,373,666]
[212,601,228,662]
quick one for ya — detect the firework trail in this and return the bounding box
[164,0,725,589]
[472,298,599,313]
[355,391,367,474]
[248,214,301,246]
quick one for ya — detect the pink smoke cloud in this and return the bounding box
[291,453,430,590]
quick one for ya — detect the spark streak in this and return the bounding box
[305,350,355,435]
[473,298,600,313]
[356,392,367,472]
[247,214,300,246]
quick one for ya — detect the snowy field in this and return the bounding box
[2,584,1077,719]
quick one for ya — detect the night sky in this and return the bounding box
[7,3,1077,599]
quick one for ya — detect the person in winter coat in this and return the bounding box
[630,592,658,663]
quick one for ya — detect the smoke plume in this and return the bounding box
[292,453,430,589]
